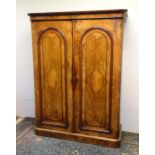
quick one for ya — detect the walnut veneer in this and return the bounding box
[28,9,127,148]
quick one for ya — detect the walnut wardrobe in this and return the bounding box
[28,9,127,148]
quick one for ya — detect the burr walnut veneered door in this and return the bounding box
[74,19,123,138]
[31,21,73,132]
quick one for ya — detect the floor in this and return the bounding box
[16,118,139,155]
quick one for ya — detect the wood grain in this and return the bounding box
[28,9,127,21]
[31,21,73,132]
[73,19,124,139]
[29,10,127,148]
[79,27,113,133]
[39,28,67,126]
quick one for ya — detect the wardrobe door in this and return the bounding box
[73,19,123,138]
[31,21,73,132]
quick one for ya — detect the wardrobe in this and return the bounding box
[28,9,127,148]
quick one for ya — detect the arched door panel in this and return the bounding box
[74,21,114,136]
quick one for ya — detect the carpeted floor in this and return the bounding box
[16,118,139,155]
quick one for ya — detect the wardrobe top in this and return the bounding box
[28,9,127,21]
